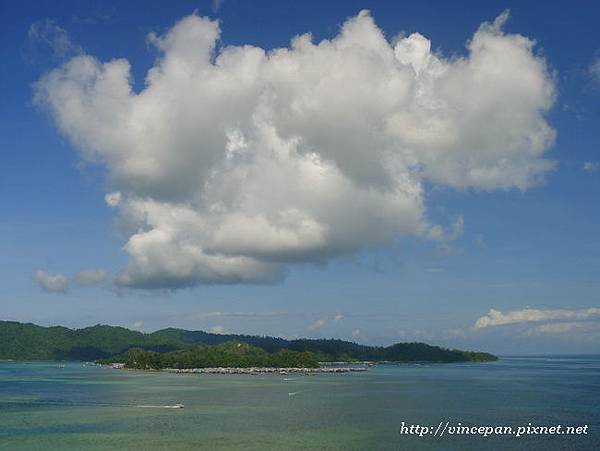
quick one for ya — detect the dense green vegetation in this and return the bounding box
[0,321,180,360]
[0,320,497,365]
[289,339,497,363]
[149,328,289,353]
[100,341,319,369]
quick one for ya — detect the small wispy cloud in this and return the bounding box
[589,56,600,86]
[34,268,109,292]
[133,320,144,331]
[210,325,225,334]
[427,216,464,242]
[583,161,600,172]
[425,267,445,273]
[34,270,68,293]
[421,242,461,260]
[72,6,115,25]
[351,329,361,338]
[76,269,107,285]
[474,234,486,248]
[27,19,82,59]
[105,192,122,207]
[192,311,291,321]
[212,0,224,13]
[445,328,468,339]
[308,319,327,331]
[531,321,600,334]
[475,307,600,329]
[333,314,344,321]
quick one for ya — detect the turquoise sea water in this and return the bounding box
[1,357,598,450]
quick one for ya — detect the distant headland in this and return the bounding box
[0,320,497,370]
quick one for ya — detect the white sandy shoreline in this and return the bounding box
[108,362,369,374]
[163,367,368,374]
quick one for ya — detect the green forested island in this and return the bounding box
[0,320,497,369]
[102,342,321,369]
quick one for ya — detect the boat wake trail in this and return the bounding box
[1,400,184,409]
[136,404,184,409]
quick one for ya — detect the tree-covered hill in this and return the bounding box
[288,339,496,362]
[0,321,180,360]
[0,320,497,363]
[101,341,320,370]
[149,328,289,352]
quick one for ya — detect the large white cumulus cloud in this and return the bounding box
[35,10,556,289]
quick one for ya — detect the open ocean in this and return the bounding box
[1,356,598,450]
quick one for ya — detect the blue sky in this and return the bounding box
[1,0,600,354]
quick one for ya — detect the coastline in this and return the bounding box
[108,363,367,374]
[165,367,368,374]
